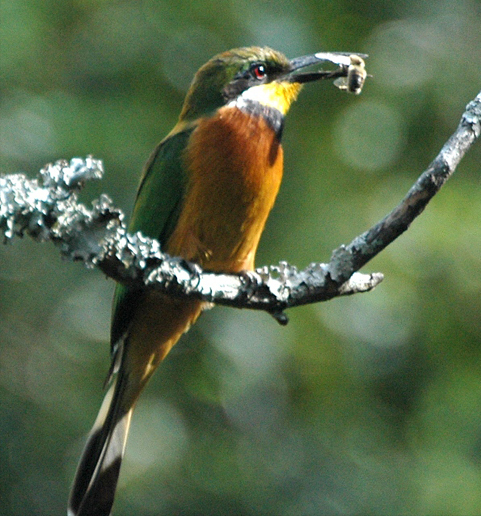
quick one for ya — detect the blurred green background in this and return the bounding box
[2,1,481,515]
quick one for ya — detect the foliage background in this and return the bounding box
[1,1,481,515]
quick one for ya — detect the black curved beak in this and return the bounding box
[287,51,368,85]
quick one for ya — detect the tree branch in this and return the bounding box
[1,90,480,324]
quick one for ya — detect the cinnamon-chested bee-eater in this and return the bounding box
[68,46,366,516]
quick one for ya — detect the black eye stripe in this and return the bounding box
[224,61,287,101]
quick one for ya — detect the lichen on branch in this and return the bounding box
[1,89,480,324]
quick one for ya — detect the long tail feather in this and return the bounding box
[68,372,133,516]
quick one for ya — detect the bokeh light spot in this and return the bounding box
[334,101,406,171]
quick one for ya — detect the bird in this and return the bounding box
[68,46,363,516]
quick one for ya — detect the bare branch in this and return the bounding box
[1,90,480,323]
[326,90,481,283]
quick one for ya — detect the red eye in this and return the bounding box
[252,64,267,80]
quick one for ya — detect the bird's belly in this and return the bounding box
[167,106,284,273]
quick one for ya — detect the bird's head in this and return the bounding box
[179,46,347,122]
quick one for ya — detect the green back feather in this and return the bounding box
[110,127,194,347]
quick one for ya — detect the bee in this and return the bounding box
[312,52,368,94]
[334,54,367,95]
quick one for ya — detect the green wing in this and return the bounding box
[110,127,194,348]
